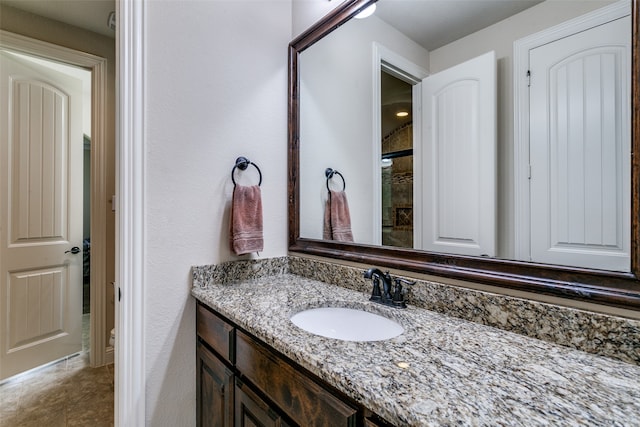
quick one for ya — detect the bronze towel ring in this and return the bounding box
[325,168,345,192]
[232,156,262,186]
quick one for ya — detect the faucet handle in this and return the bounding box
[392,278,415,307]
[395,278,416,287]
[370,276,382,301]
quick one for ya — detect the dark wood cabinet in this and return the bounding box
[235,378,292,427]
[363,416,394,427]
[197,341,234,427]
[197,303,235,364]
[196,302,382,427]
[236,331,357,426]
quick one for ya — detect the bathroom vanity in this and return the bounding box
[196,302,387,426]
[192,262,640,426]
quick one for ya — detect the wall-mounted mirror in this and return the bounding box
[289,0,640,309]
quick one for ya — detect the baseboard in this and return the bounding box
[105,346,114,365]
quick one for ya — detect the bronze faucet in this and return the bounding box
[363,268,415,308]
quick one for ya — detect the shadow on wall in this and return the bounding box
[147,291,196,425]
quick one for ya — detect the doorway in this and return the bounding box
[0,50,90,379]
[372,43,428,248]
[380,70,414,248]
[0,30,110,378]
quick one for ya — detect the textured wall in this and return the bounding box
[144,1,291,424]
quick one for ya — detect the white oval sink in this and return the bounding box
[290,307,404,342]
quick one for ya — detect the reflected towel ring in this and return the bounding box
[232,156,262,186]
[325,168,346,192]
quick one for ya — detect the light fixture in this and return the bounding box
[396,111,409,118]
[355,4,376,19]
[381,158,393,168]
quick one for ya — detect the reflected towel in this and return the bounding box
[323,190,354,242]
[230,185,264,255]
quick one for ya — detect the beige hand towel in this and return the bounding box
[323,190,354,242]
[230,185,264,255]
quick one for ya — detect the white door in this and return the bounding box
[0,51,84,380]
[421,51,496,256]
[529,16,630,271]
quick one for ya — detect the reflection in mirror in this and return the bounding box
[298,0,631,273]
[381,69,413,248]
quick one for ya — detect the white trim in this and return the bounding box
[372,42,428,247]
[116,0,146,425]
[0,30,109,368]
[513,0,631,261]
[411,82,424,250]
[89,44,109,368]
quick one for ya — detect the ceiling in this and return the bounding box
[374,0,543,138]
[1,0,116,38]
[375,0,543,51]
[0,0,543,45]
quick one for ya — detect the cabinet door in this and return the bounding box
[235,331,357,426]
[235,378,291,427]
[197,342,234,427]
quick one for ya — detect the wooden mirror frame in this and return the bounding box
[288,0,640,310]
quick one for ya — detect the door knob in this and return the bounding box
[65,246,81,254]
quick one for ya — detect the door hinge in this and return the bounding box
[528,165,532,179]
[527,70,531,87]
[118,287,122,301]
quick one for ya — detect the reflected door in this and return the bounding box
[529,15,631,272]
[421,51,497,256]
[0,51,84,380]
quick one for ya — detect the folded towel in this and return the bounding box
[323,190,354,242]
[230,185,263,255]
[323,197,332,240]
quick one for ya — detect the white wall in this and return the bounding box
[292,0,339,38]
[144,1,291,424]
[142,1,624,424]
[429,0,614,259]
[299,14,429,243]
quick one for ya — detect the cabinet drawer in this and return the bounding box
[197,303,235,364]
[236,331,357,427]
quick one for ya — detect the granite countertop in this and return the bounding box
[192,273,640,426]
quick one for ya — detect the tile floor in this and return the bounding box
[0,315,114,427]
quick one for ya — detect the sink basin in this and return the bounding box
[290,307,404,341]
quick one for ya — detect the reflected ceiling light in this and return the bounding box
[396,111,409,118]
[355,4,376,19]
[381,158,393,168]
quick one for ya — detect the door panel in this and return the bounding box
[422,50,496,256]
[0,51,83,380]
[529,16,630,271]
[12,79,67,242]
[8,268,65,350]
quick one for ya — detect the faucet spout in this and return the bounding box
[363,268,385,280]
[363,268,392,299]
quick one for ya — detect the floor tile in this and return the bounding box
[0,352,113,426]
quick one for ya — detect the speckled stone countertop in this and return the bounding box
[192,273,640,426]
